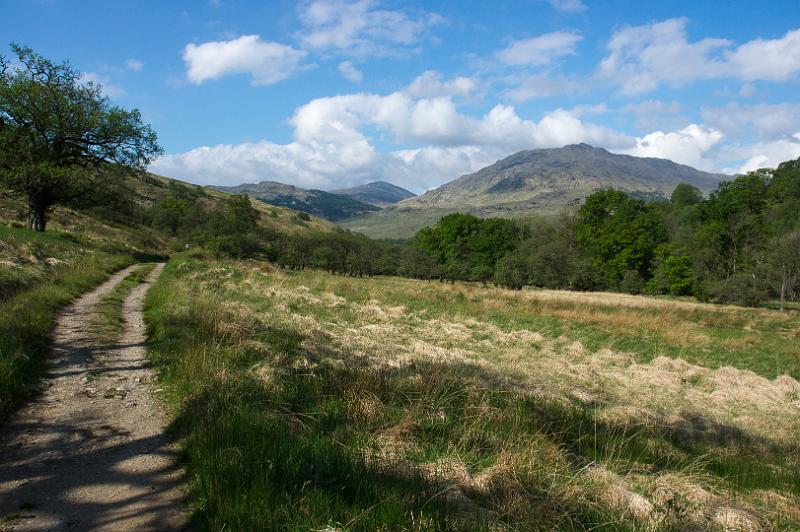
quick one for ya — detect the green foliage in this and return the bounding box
[647,253,694,296]
[413,213,526,282]
[0,225,134,418]
[670,183,703,207]
[147,189,262,258]
[494,251,529,289]
[0,44,161,230]
[575,189,667,289]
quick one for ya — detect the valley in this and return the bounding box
[2,30,800,532]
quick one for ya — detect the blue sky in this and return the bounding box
[3,0,800,193]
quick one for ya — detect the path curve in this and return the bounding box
[0,263,187,531]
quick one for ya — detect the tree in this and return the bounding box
[575,190,666,288]
[765,231,800,311]
[0,44,161,231]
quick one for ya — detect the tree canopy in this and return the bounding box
[0,44,161,230]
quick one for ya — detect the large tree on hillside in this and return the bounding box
[0,44,161,231]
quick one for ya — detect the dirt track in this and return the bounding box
[0,263,187,531]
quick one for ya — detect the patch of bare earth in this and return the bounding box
[0,263,187,531]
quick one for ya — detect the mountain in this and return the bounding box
[212,181,380,222]
[331,181,416,207]
[339,144,727,239]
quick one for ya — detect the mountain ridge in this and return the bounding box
[330,181,416,207]
[212,181,380,222]
[339,144,727,238]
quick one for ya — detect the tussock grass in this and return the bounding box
[146,259,800,530]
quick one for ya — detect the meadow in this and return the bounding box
[145,256,800,530]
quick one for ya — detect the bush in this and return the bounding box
[619,270,645,294]
[706,272,768,307]
[494,252,529,289]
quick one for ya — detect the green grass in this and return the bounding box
[145,257,800,530]
[93,263,157,343]
[0,225,139,419]
[309,275,800,381]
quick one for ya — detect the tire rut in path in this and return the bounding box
[0,263,187,531]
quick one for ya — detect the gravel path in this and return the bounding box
[0,263,187,531]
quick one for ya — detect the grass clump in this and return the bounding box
[146,258,800,530]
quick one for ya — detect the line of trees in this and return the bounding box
[3,46,798,309]
[235,160,800,309]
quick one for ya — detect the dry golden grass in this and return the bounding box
[158,260,800,530]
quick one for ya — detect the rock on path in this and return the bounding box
[0,263,187,531]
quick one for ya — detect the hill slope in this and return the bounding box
[340,144,726,238]
[213,181,380,221]
[331,181,416,207]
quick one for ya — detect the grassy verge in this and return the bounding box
[146,257,800,530]
[0,225,137,419]
[93,263,156,343]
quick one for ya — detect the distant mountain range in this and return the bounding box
[211,180,415,222]
[339,144,727,238]
[331,181,416,207]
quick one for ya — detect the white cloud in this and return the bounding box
[496,31,582,67]
[725,28,800,82]
[182,35,307,85]
[126,58,144,72]
[619,124,724,171]
[152,89,636,191]
[337,60,363,82]
[724,134,800,174]
[296,0,442,57]
[702,103,800,140]
[79,72,125,99]
[598,18,729,95]
[549,0,586,12]
[405,70,476,98]
[599,19,800,95]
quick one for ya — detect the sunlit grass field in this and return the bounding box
[146,256,800,530]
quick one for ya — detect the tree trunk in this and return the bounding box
[780,275,786,312]
[27,201,47,232]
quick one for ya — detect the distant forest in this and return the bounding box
[150,158,800,309]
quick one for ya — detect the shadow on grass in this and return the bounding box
[153,320,799,531]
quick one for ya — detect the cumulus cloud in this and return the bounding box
[182,35,307,85]
[296,0,442,57]
[725,28,800,82]
[618,124,724,171]
[79,72,125,99]
[496,31,582,67]
[598,18,729,95]
[549,0,586,12]
[151,89,635,191]
[725,134,800,174]
[337,60,363,82]
[405,70,476,98]
[598,19,800,95]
